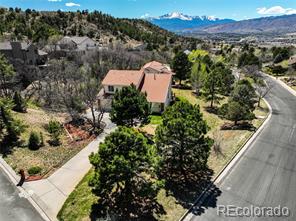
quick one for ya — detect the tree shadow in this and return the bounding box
[89,191,165,221]
[172,84,192,90]
[205,106,219,115]
[190,184,222,216]
[220,122,256,131]
[0,135,23,157]
[160,167,221,216]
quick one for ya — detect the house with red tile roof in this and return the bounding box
[101,61,173,113]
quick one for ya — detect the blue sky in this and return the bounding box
[1,0,296,20]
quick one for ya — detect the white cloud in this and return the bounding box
[48,0,62,2]
[257,6,296,15]
[65,2,80,7]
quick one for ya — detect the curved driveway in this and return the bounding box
[186,75,296,221]
[0,168,44,221]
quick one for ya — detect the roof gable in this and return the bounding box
[140,73,172,103]
[102,70,144,87]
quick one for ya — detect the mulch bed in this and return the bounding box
[64,122,95,141]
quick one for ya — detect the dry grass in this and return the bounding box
[279,77,296,92]
[3,108,91,178]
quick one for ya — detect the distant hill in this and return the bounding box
[147,12,235,32]
[0,8,200,51]
[191,14,296,34]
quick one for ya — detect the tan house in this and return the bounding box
[101,61,174,113]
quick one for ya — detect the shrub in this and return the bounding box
[47,120,62,146]
[28,131,40,150]
[12,92,27,113]
[28,166,42,175]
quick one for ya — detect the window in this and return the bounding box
[108,86,114,92]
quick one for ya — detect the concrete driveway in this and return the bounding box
[0,168,44,221]
[185,75,296,220]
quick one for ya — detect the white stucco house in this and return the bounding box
[101,61,174,113]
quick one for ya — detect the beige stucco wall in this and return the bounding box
[103,85,124,94]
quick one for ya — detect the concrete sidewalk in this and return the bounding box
[22,114,116,221]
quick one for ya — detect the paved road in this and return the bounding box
[0,168,44,221]
[186,75,296,221]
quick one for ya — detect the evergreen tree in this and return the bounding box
[110,85,150,127]
[0,54,15,98]
[89,127,161,218]
[0,98,26,141]
[47,120,62,146]
[155,100,213,181]
[231,80,257,110]
[219,101,255,125]
[28,131,40,150]
[12,91,27,113]
[172,51,191,85]
[203,62,234,107]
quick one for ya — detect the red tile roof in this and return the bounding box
[141,74,172,103]
[102,70,144,87]
[102,62,173,104]
[143,61,174,74]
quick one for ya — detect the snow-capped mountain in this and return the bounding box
[157,12,193,21]
[146,12,235,32]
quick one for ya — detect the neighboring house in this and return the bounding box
[0,41,48,65]
[57,36,100,51]
[101,61,174,113]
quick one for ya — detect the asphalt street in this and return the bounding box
[0,168,44,221]
[187,75,296,221]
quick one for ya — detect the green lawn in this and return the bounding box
[57,170,98,221]
[150,115,163,125]
[58,88,270,221]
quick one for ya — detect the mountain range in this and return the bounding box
[147,12,296,34]
[147,12,235,32]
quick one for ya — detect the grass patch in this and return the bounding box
[3,108,91,178]
[57,170,98,221]
[58,89,270,221]
[150,115,163,125]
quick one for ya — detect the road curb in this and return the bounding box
[266,74,296,97]
[179,98,273,221]
[0,157,52,221]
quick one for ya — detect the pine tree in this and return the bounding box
[12,91,27,113]
[89,127,161,217]
[110,85,150,127]
[155,100,213,181]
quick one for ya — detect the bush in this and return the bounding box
[28,131,40,150]
[12,92,27,113]
[47,120,62,146]
[28,166,42,175]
